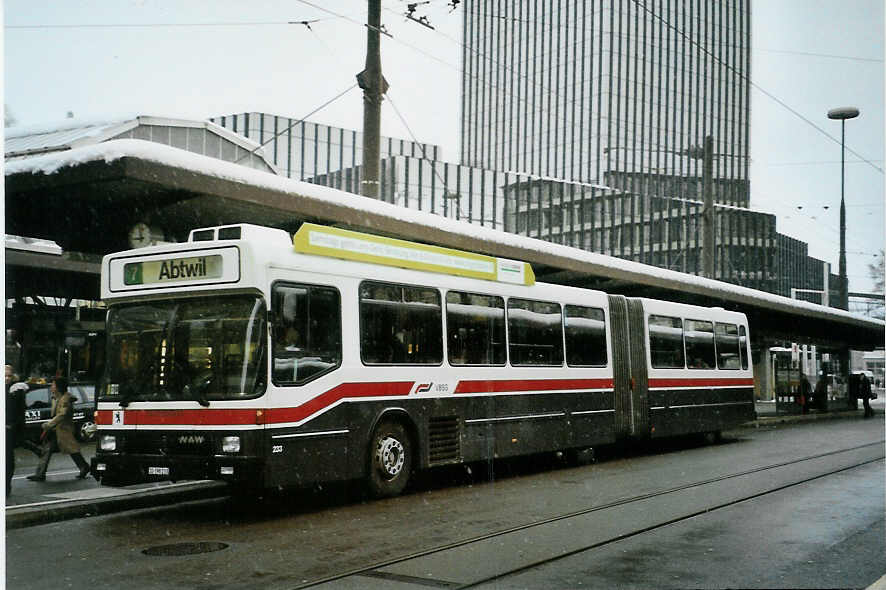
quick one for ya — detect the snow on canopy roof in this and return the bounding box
[5,138,884,333]
[4,115,267,161]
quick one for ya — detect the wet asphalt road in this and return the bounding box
[5,414,885,589]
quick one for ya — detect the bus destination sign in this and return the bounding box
[123,255,223,286]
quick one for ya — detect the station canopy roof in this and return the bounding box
[5,138,884,351]
[4,114,276,173]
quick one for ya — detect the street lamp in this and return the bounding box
[827,106,860,311]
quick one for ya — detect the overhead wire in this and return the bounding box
[629,0,883,176]
[4,19,336,29]
[10,5,881,175]
[296,0,458,71]
[757,197,881,258]
[26,3,877,250]
[377,0,882,194]
[233,83,359,165]
[386,92,491,223]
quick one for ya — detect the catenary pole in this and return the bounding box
[357,0,388,199]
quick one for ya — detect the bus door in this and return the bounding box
[627,298,651,438]
[608,295,650,439]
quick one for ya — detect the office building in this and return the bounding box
[460,0,750,207]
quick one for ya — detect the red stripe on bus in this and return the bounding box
[648,377,754,388]
[95,381,414,426]
[95,408,258,426]
[454,378,614,394]
[263,381,414,424]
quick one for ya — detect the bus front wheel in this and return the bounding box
[367,420,412,498]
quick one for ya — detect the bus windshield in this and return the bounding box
[101,295,267,403]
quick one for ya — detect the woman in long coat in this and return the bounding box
[28,377,91,481]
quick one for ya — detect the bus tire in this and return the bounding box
[367,420,412,498]
[702,430,722,445]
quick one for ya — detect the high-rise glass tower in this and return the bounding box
[460,0,751,207]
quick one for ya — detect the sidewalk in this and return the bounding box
[6,403,883,529]
[5,443,225,529]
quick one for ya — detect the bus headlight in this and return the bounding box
[99,435,117,452]
[222,436,241,453]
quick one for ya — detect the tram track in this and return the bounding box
[296,440,885,589]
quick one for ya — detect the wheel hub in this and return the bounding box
[376,436,405,479]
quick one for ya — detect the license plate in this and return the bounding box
[148,467,170,476]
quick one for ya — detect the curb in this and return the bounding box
[5,481,228,530]
[745,408,879,428]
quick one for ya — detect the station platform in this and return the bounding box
[5,399,883,530]
[755,397,885,422]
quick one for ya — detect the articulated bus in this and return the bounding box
[92,223,755,497]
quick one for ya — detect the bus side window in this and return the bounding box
[649,315,685,369]
[715,322,741,370]
[360,281,442,365]
[685,319,715,369]
[272,283,342,385]
[507,298,563,366]
[564,305,607,367]
[446,291,506,366]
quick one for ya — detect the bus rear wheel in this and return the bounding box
[367,420,412,498]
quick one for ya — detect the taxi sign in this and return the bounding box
[294,223,535,286]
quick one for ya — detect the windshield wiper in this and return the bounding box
[183,371,212,407]
[118,387,132,408]
[195,390,210,408]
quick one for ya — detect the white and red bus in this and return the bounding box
[92,223,755,496]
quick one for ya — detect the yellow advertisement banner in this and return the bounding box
[293,224,534,286]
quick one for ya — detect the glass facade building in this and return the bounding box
[458,0,806,292]
[211,112,440,193]
[460,0,751,206]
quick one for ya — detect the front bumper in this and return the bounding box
[91,453,265,487]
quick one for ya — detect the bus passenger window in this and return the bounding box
[272,284,341,385]
[715,322,741,370]
[507,299,563,366]
[565,305,607,367]
[685,319,715,369]
[648,315,685,369]
[360,281,442,365]
[446,291,506,366]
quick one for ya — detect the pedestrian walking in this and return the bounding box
[27,377,91,481]
[6,365,28,494]
[799,375,812,413]
[860,374,874,418]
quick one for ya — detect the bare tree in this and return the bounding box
[868,249,884,319]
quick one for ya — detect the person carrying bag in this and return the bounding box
[27,376,91,481]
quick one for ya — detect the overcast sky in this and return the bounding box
[4,0,884,294]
